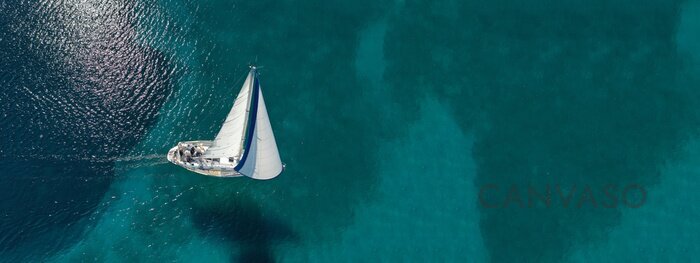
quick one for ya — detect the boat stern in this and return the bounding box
[166,146,178,164]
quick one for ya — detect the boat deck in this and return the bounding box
[166,141,243,177]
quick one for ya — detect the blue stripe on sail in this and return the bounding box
[234,75,260,171]
[237,127,258,176]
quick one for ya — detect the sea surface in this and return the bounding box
[1,0,700,262]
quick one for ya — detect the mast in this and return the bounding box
[236,66,257,159]
[234,66,260,171]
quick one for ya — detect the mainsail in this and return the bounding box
[203,70,254,159]
[204,67,283,179]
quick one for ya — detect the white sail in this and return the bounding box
[236,83,284,180]
[203,70,254,159]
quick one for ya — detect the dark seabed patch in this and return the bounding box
[383,0,700,262]
[191,193,298,263]
[0,1,173,260]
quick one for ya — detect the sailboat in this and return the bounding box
[166,66,284,179]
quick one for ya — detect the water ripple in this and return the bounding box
[0,0,176,260]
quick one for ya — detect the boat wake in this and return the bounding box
[1,154,170,180]
[114,154,171,170]
[3,153,165,163]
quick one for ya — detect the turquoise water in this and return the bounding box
[2,0,700,262]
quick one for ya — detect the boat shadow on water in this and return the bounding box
[190,196,298,263]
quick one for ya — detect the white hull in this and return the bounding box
[166,141,243,177]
